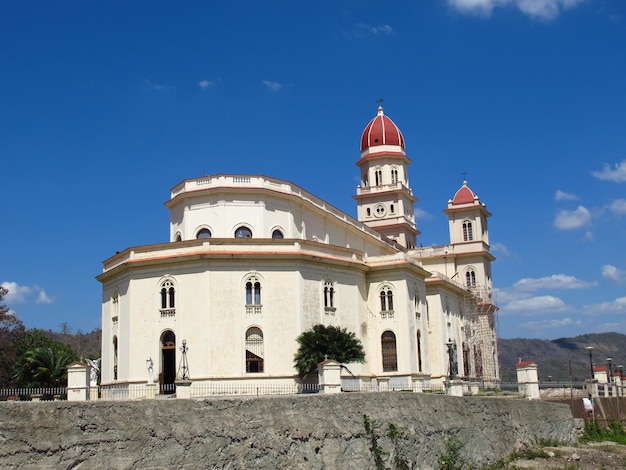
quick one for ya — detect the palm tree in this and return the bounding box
[294,324,365,379]
[13,346,76,388]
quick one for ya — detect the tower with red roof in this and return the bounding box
[353,105,419,249]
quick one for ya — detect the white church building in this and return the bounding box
[97,105,499,393]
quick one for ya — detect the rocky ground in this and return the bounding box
[503,441,626,469]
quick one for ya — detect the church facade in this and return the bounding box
[97,106,499,392]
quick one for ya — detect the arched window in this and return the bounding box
[366,208,371,217]
[414,291,420,319]
[160,280,175,314]
[174,232,182,242]
[245,277,262,314]
[463,342,470,377]
[474,346,483,377]
[160,331,176,393]
[381,331,398,372]
[246,327,264,373]
[417,330,423,373]
[462,221,473,241]
[379,286,394,316]
[112,292,119,324]
[197,228,211,239]
[235,226,252,238]
[271,229,284,239]
[324,281,335,313]
[375,169,383,186]
[112,336,118,381]
[391,168,398,184]
[465,270,477,287]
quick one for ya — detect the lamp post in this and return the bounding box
[606,357,614,395]
[585,346,594,379]
[178,339,189,380]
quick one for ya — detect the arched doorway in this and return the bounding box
[160,330,176,394]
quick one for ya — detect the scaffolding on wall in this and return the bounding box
[463,285,500,387]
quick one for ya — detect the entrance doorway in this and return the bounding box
[160,330,176,394]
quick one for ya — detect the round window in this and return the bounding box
[197,228,212,239]
[235,226,252,238]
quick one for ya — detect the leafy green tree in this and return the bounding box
[14,329,71,358]
[293,324,365,379]
[13,344,77,388]
[0,285,25,386]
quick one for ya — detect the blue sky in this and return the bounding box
[1,0,624,340]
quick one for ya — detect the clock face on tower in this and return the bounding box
[374,204,386,218]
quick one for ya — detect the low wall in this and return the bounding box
[0,393,580,469]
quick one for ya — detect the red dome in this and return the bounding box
[360,106,405,152]
[451,181,477,205]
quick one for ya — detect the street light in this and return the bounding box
[585,346,594,379]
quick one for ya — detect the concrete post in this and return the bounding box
[411,376,425,393]
[317,359,342,394]
[445,380,464,397]
[67,362,90,401]
[377,376,390,392]
[516,361,540,400]
[175,380,192,399]
[594,366,608,396]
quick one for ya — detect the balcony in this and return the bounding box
[246,305,262,315]
[160,308,176,317]
[380,310,394,319]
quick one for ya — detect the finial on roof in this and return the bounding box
[377,97,384,116]
[461,169,469,182]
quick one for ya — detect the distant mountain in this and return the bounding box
[42,328,102,360]
[498,333,626,383]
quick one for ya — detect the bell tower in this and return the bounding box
[354,104,419,249]
[445,180,494,290]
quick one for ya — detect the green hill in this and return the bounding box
[498,332,626,383]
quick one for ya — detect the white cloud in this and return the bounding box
[609,199,626,216]
[591,160,626,183]
[513,274,594,291]
[262,80,290,92]
[503,295,568,313]
[1,281,52,305]
[37,290,52,305]
[555,190,579,201]
[553,205,591,230]
[447,0,585,20]
[582,297,626,315]
[414,208,432,220]
[602,265,626,283]
[520,317,579,329]
[357,23,393,35]
[198,79,217,90]
[142,79,176,92]
[491,242,511,257]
